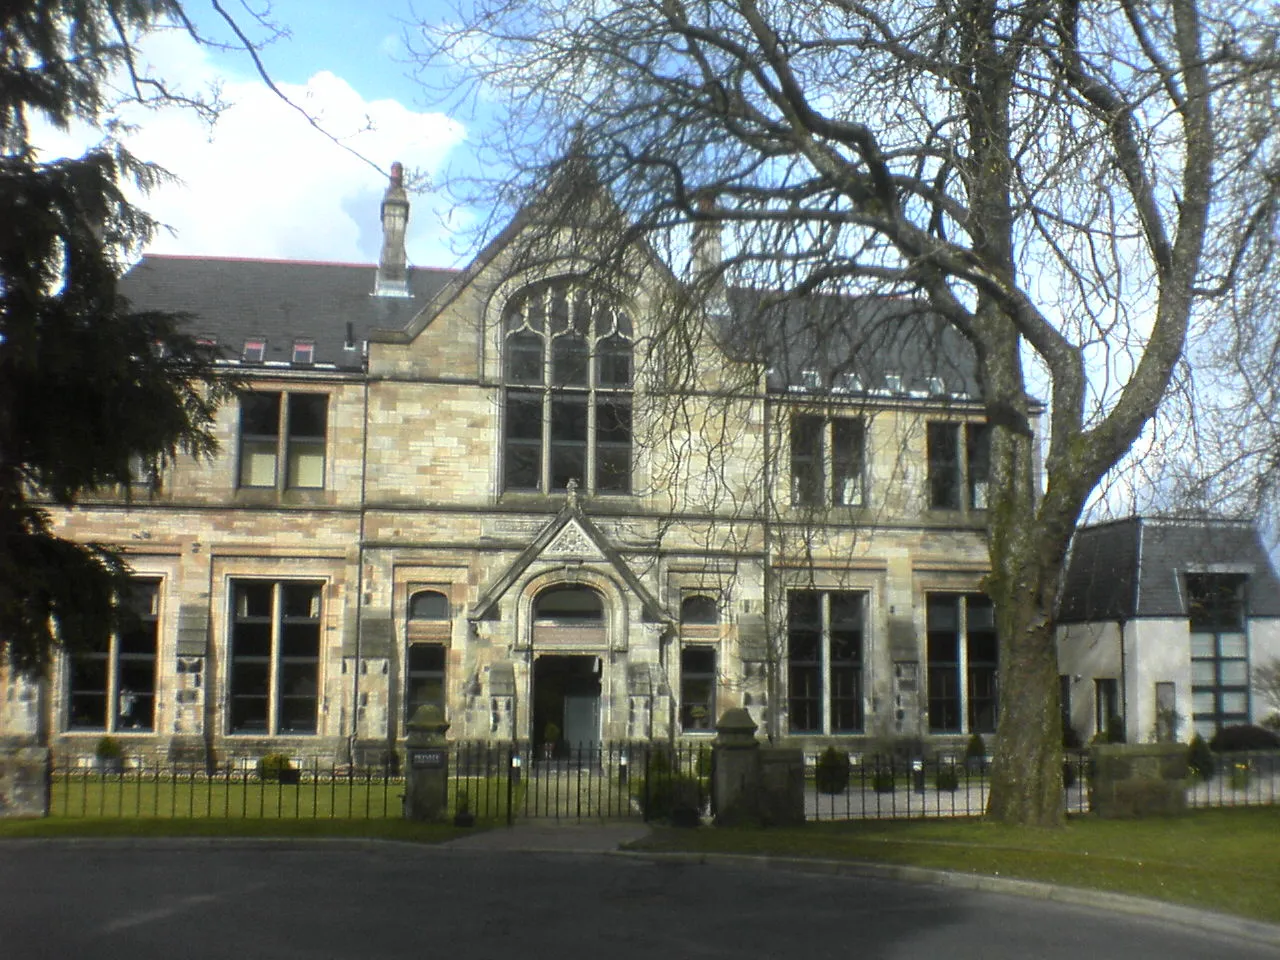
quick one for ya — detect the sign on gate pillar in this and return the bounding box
[404,705,450,821]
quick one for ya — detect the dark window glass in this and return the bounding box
[927,595,961,732]
[595,398,631,493]
[1188,573,1250,737]
[229,581,321,735]
[406,643,446,722]
[534,586,604,621]
[408,590,450,620]
[790,415,823,506]
[680,595,719,625]
[680,646,717,731]
[966,594,998,733]
[928,422,961,509]
[550,395,588,490]
[552,335,590,387]
[832,418,865,506]
[966,423,991,509]
[829,592,863,733]
[504,392,543,490]
[597,335,632,387]
[505,330,544,384]
[787,591,822,733]
[68,579,158,733]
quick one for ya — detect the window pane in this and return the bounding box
[282,584,321,619]
[928,422,960,509]
[409,591,450,621]
[550,396,588,490]
[68,656,108,730]
[1187,574,1246,630]
[409,644,446,672]
[281,623,320,659]
[680,646,716,731]
[1222,691,1249,714]
[286,441,325,488]
[595,398,631,494]
[1220,660,1248,686]
[116,659,155,731]
[790,415,823,506]
[832,418,864,506]
[236,582,273,619]
[504,393,543,491]
[505,331,544,383]
[552,335,589,386]
[966,422,991,509]
[1192,661,1216,686]
[597,336,632,387]
[240,392,280,436]
[288,394,327,438]
[680,595,719,625]
[1192,690,1216,714]
[1190,633,1216,658]
[830,663,862,732]
[239,440,279,487]
[1219,633,1247,658]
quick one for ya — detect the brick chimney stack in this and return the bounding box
[374,161,411,298]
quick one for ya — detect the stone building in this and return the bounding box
[4,165,1034,767]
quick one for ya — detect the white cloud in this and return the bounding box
[33,29,469,268]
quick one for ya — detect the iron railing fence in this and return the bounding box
[46,745,1280,823]
[806,753,1091,821]
[49,740,715,824]
[1185,750,1280,809]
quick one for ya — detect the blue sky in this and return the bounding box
[34,2,476,268]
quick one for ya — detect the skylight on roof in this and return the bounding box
[292,340,315,364]
[242,339,266,363]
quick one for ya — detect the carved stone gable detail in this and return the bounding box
[543,521,604,561]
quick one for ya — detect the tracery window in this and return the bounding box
[502,279,633,494]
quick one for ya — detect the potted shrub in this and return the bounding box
[935,765,960,792]
[95,736,125,774]
[1187,733,1215,782]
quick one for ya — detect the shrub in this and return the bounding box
[935,765,960,792]
[1261,713,1280,733]
[257,753,296,782]
[871,769,896,793]
[964,733,986,760]
[1187,734,1215,782]
[634,774,702,821]
[95,736,123,761]
[1062,725,1083,750]
[814,746,851,795]
[1209,724,1280,752]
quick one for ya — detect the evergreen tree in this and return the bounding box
[0,1,232,673]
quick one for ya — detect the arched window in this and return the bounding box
[680,595,719,625]
[502,279,633,494]
[408,590,449,621]
[534,585,604,621]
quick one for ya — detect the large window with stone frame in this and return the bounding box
[926,593,998,734]
[787,590,865,734]
[228,581,322,735]
[501,279,633,494]
[67,579,160,732]
[1187,573,1250,738]
[237,391,329,490]
[927,421,990,510]
[790,414,866,507]
[405,589,450,723]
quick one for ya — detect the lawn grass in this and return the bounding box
[629,807,1280,923]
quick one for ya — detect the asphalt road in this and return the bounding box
[0,841,1275,960]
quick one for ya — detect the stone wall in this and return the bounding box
[0,744,50,818]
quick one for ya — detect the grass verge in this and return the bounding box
[0,816,479,843]
[628,807,1280,924]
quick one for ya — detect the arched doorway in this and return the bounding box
[531,585,604,755]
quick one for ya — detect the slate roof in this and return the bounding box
[118,255,459,371]
[1058,517,1280,622]
[725,290,983,400]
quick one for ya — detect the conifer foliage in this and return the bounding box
[0,1,231,673]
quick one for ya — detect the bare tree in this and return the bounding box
[416,0,1280,824]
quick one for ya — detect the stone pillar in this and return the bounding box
[1089,743,1188,818]
[0,744,51,819]
[403,705,450,821]
[712,707,761,826]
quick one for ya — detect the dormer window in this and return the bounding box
[292,340,315,365]
[242,339,266,363]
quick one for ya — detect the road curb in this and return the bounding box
[611,849,1280,950]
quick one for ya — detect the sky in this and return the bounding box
[34,1,474,269]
